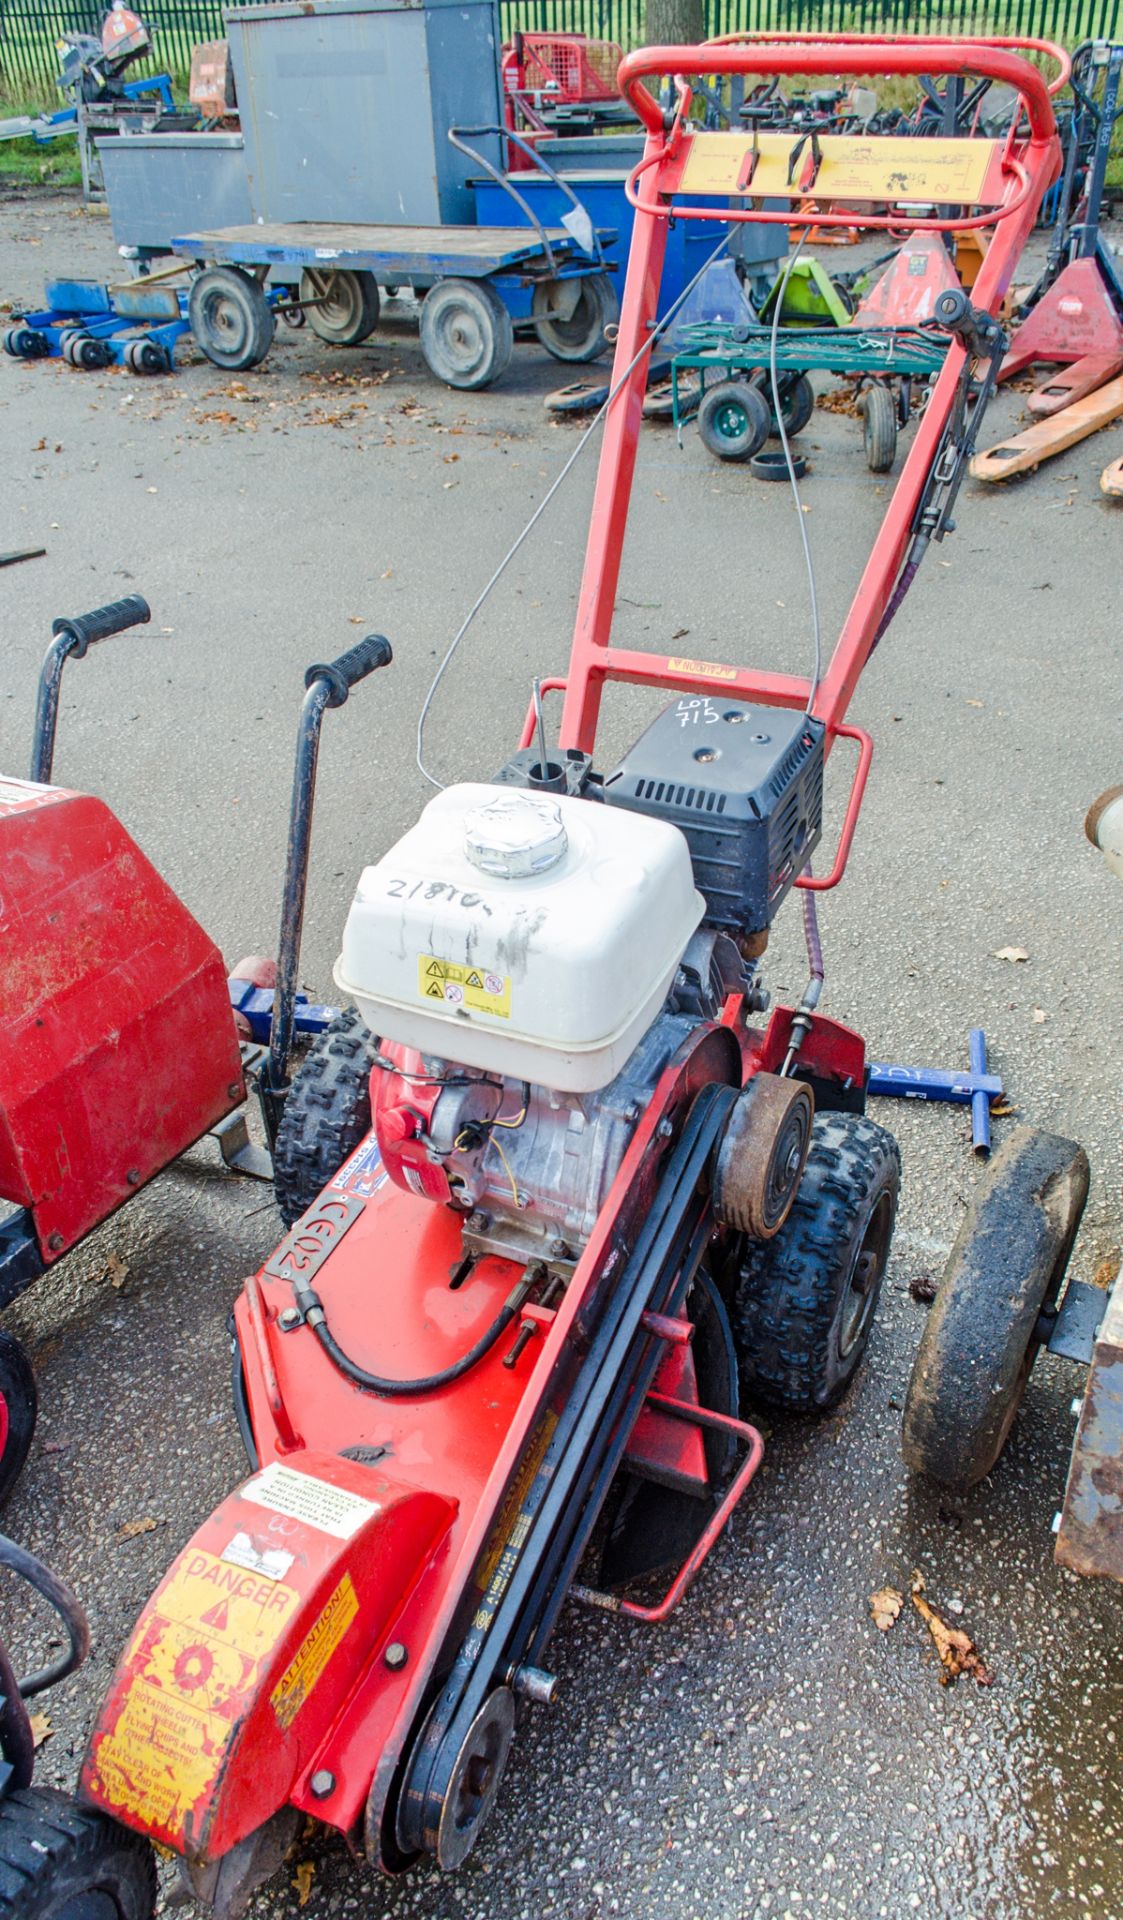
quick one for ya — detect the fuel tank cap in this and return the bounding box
[463,792,568,879]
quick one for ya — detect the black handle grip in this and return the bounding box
[51,594,151,659]
[305,633,393,708]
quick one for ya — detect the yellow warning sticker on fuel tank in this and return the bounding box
[419,956,511,1018]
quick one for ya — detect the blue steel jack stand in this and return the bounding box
[868,1028,1002,1154]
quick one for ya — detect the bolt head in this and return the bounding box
[227,1082,241,1100]
[384,1640,408,1671]
[309,1769,335,1799]
[47,1231,64,1251]
[126,1168,141,1185]
[278,1307,301,1332]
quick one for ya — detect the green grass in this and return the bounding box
[0,85,82,184]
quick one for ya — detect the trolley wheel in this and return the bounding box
[0,1331,36,1507]
[751,448,809,481]
[755,370,815,438]
[76,336,112,370]
[862,382,898,473]
[731,1112,901,1413]
[188,265,275,372]
[902,1127,1089,1491]
[61,332,88,366]
[531,272,619,363]
[300,267,381,346]
[4,325,48,359]
[272,1006,381,1227]
[713,1073,815,1240]
[127,338,170,375]
[0,1788,156,1920]
[420,278,513,390]
[697,380,771,462]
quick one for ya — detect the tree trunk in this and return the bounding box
[643,0,704,48]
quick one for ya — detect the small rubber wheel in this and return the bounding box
[697,380,771,462]
[862,382,898,473]
[750,448,809,482]
[300,267,381,346]
[0,1331,37,1507]
[732,1112,901,1413]
[902,1126,1089,1491]
[5,326,48,359]
[754,370,814,438]
[272,1007,381,1227]
[188,265,275,372]
[76,337,112,370]
[643,375,701,422]
[713,1073,815,1240]
[531,272,619,363]
[420,279,514,390]
[0,1789,155,1920]
[128,339,170,375]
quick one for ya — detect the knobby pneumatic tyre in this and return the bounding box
[272,1007,381,1227]
[732,1112,901,1413]
[0,1788,156,1920]
[902,1126,1089,1491]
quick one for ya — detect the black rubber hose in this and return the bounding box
[0,1533,90,1697]
[293,1282,524,1396]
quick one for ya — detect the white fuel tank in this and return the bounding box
[334,784,704,1092]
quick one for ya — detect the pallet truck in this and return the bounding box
[57,35,1068,1917]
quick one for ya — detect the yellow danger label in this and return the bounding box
[271,1572,358,1730]
[667,655,737,682]
[419,955,511,1018]
[89,1550,301,1844]
[678,131,996,205]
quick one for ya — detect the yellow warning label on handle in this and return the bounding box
[419,955,511,1019]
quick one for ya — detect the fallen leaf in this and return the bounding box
[1093,1256,1120,1288]
[909,1274,938,1305]
[33,437,46,451]
[292,1860,315,1907]
[869,1586,903,1632]
[106,1253,129,1291]
[381,567,394,579]
[29,1712,53,1748]
[1032,1008,1047,1024]
[993,946,1029,963]
[966,698,984,708]
[116,1515,158,1542]
[671,627,690,641]
[910,1570,993,1686]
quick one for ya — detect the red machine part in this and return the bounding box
[82,1448,456,1861]
[850,231,963,328]
[503,32,623,105]
[0,779,243,1258]
[1000,256,1123,413]
[370,1043,453,1204]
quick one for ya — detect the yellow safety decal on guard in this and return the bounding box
[419,955,511,1018]
[271,1572,359,1730]
[89,1551,301,1844]
[666,655,737,683]
[678,131,996,205]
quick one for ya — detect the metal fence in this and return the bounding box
[3,0,1121,97]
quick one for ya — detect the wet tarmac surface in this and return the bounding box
[1,189,1121,1919]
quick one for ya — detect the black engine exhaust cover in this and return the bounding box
[603,695,825,936]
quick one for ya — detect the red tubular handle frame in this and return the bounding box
[619,37,1059,144]
[794,723,873,893]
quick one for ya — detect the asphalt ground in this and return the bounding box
[1,189,1121,1920]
